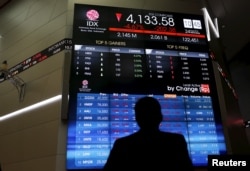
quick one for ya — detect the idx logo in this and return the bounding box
[87,21,98,26]
[86,9,99,27]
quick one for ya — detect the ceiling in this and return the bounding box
[0,0,9,9]
[0,0,249,64]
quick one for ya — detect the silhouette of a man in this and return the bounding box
[103,96,194,171]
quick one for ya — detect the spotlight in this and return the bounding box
[244,120,250,128]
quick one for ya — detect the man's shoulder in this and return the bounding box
[159,131,186,142]
[161,131,184,137]
[112,132,139,147]
[114,131,186,145]
[116,132,138,141]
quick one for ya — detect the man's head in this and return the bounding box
[134,96,163,130]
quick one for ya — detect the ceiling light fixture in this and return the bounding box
[0,95,62,121]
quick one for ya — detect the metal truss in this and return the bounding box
[0,70,26,102]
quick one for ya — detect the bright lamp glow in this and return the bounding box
[0,95,62,121]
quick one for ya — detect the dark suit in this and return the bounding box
[103,129,194,171]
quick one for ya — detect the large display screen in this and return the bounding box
[66,4,227,170]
